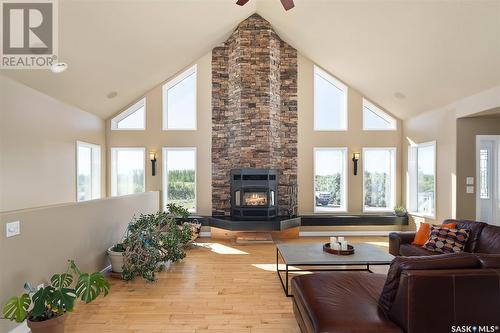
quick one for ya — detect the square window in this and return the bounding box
[111,148,145,196]
[162,148,196,213]
[314,148,347,212]
[77,141,101,201]
[363,148,396,212]
[408,141,436,217]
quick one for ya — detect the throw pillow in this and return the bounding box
[412,222,456,245]
[423,225,470,254]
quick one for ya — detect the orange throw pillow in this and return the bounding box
[412,222,457,246]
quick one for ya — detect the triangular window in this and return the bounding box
[363,98,396,130]
[111,98,146,130]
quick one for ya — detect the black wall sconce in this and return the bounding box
[149,152,157,176]
[352,152,360,175]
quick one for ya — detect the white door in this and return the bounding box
[476,136,500,225]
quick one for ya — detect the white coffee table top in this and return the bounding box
[277,242,394,266]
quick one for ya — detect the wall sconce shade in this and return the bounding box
[352,152,360,176]
[150,152,157,176]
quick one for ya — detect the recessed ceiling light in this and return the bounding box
[107,91,118,99]
[50,62,68,73]
[394,92,406,99]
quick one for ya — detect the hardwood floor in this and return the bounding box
[65,236,389,333]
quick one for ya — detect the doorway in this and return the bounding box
[476,135,500,225]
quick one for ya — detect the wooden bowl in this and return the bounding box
[323,243,355,255]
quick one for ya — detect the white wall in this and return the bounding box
[0,75,106,212]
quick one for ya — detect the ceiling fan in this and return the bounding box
[236,0,295,11]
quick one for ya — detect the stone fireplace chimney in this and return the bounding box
[212,14,298,216]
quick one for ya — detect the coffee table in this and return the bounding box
[276,242,394,296]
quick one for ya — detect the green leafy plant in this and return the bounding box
[121,206,193,282]
[2,260,109,323]
[394,205,408,216]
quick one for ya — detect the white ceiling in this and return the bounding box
[2,0,500,120]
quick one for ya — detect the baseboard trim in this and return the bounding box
[8,321,28,333]
[299,231,396,237]
[101,264,112,274]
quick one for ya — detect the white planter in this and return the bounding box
[107,246,124,273]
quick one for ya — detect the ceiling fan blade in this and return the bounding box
[236,0,250,6]
[280,0,295,10]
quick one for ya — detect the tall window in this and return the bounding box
[363,148,396,211]
[76,141,101,201]
[314,66,347,131]
[314,148,347,212]
[163,148,196,212]
[362,98,396,130]
[408,141,436,217]
[163,65,197,130]
[111,98,146,130]
[111,148,145,196]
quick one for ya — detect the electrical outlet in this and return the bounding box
[6,221,20,237]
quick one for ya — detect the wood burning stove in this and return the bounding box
[230,168,278,219]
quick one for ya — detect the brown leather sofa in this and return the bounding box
[292,252,500,333]
[389,219,500,256]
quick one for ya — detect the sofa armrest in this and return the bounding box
[389,231,416,256]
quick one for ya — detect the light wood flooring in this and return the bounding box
[65,236,389,333]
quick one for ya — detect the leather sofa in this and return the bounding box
[291,252,500,333]
[389,219,500,257]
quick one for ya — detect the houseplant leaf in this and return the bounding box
[50,287,77,312]
[51,273,73,288]
[75,272,109,303]
[2,294,31,323]
[31,286,55,318]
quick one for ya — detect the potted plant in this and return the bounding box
[2,260,109,333]
[166,203,202,244]
[107,243,125,273]
[394,205,408,217]
[121,209,193,282]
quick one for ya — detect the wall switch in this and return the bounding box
[466,186,474,194]
[6,221,20,237]
[466,177,474,185]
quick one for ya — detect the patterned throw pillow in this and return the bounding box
[423,225,470,254]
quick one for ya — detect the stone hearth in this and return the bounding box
[211,14,298,216]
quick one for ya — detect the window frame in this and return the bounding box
[313,65,348,132]
[162,65,198,131]
[362,147,397,213]
[313,147,348,213]
[110,147,146,197]
[408,141,437,219]
[110,98,146,131]
[162,147,197,213]
[362,98,397,131]
[76,141,101,202]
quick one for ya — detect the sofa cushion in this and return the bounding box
[423,226,470,254]
[476,225,500,254]
[292,272,402,333]
[378,253,481,314]
[475,254,500,268]
[399,244,441,257]
[444,219,487,252]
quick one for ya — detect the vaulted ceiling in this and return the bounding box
[2,0,499,120]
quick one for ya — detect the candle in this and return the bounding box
[332,242,340,250]
[340,240,348,250]
[338,236,345,242]
[330,236,337,245]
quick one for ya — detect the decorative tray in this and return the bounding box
[323,243,355,255]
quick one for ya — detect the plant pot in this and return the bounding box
[27,314,66,333]
[394,212,407,217]
[107,246,124,273]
